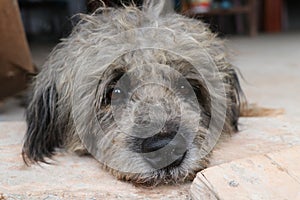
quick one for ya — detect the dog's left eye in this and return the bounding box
[178,84,190,95]
[175,79,193,97]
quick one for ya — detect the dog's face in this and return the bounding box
[70,50,222,185]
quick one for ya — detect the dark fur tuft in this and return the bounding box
[22,83,63,165]
[228,68,245,132]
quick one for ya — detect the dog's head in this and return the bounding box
[87,58,212,185]
[70,45,237,185]
[22,2,242,186]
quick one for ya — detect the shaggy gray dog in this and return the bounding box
[22,1,243,186]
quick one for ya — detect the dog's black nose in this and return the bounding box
[141,132,187,169]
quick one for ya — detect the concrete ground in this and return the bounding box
[0,32,300,199]
[229,32,300,117]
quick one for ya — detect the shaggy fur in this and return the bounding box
[22,1,243,186]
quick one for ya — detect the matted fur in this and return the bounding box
[22,1,243,186]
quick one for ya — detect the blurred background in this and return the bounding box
[17,0,300,40]
[0,0,300,121]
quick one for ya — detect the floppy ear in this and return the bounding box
[227,68,245,132]
[22,82,64,164]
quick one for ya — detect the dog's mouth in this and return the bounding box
[129,151,191,187]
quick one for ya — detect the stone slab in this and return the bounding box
[191,146,300,200]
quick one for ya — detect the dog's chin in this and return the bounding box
[108,158,197,187]
[131,168,196,187]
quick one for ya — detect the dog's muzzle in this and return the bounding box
[141,122,188,169]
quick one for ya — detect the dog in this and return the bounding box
[22,1,243,186]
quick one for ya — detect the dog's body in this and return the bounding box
[22,2,243,186]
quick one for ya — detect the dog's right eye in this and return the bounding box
[110,87,127,104]
[111,88,122,99]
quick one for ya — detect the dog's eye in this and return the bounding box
[176,79,193,97]
[110,87,127,104]
[111,88,123,99]
[178,84,190,95]
[113,88,122,95]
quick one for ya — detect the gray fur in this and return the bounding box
[22,2,243,186]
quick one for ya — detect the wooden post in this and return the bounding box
[264,0,283,32]
[0,0,34,99]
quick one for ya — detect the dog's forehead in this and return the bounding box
[113,51,199,77]
[113,65,173,89]
[118,63,196,85]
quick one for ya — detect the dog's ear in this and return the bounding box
[22,82,63,164]
[228,68,245,132]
